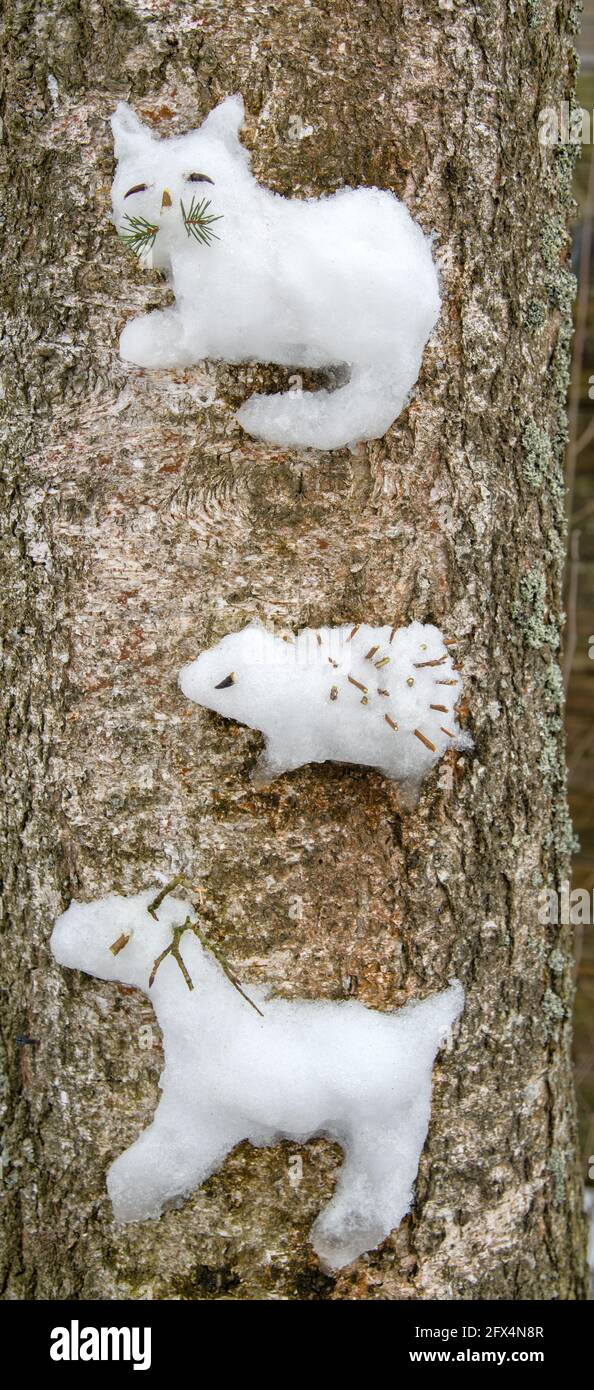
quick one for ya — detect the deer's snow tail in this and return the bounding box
[408,981,465,1056]
[236,363,411,451]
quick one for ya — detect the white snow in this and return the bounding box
[179,619,472,792]
[111,96,441,450]
[51,889,463,1270]
[47,74,59,110]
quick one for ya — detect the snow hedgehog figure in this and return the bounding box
[179,620,472,796]
[111,96,441,450]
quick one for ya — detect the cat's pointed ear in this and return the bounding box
[199,95,246,153]
[111,102,152,160]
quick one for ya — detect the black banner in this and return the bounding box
[0,1297,589,1375]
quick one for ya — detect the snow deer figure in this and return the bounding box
[111,96,441,451]
[51,889,463,1270]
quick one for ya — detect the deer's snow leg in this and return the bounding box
[107,1104,239,1222]
[311,1101,430,1270]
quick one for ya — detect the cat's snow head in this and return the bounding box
[111,95,251,269]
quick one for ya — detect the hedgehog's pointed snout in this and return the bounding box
[215,672,236,690]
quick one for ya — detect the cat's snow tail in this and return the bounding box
[236,363,412,451]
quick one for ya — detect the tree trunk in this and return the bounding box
[0,0,588,1300]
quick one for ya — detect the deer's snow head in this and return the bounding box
[50,890,188,989]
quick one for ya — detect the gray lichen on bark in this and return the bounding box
[0,0,588,1299]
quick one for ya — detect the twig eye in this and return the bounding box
[124,183,148,198]
[109,932,131,955]
[186,172,215,185]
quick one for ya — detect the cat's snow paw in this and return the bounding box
[237,389,349,451]
[119,312,186,369]
[236,393,287,444]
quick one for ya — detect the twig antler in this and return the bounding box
[144,875,263,1016]
[148,917,195,992]
[147,874,187,920]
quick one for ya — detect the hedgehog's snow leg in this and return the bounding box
[311,1107,428,1270]
[251,741,305,787]
[236,363,405,451]
[107,1104,239,1222]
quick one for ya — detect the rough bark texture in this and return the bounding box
[0,0,588,1300]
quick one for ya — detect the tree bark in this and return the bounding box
[0,0,588,1300]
